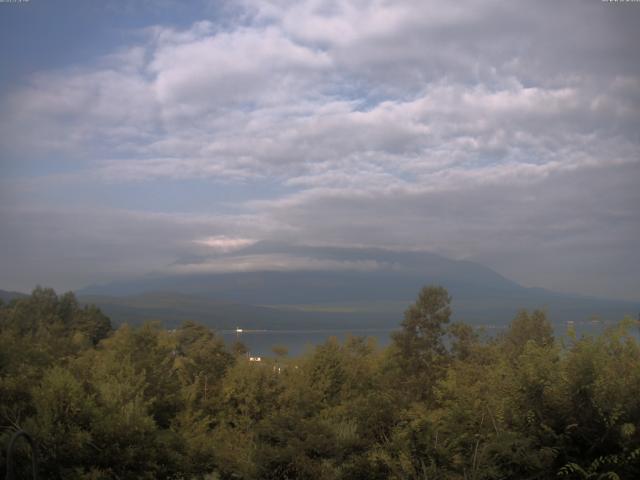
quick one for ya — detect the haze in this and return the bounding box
[1,0,639,301]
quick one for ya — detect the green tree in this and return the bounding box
[25,366,95,478]
[502,309,554,359]
[391,285,452,401]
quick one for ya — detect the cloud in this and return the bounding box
[0,204,271,291]
[194,235,257,252]
[166,254,386,275]
[0,0,638,299]
[4,1,637,171]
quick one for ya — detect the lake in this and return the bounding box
[220,328,396,356]
[219,320,633,357]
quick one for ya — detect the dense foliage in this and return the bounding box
[1,286,639,479]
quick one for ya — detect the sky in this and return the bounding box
[0,0,639,300]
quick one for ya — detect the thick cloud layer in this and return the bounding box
[1,0,639,299]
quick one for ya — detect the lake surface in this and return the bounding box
[220,328,396,356]
[219,320,633,357]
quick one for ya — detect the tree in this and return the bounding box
[502,309,554,359]
[448,321,479,361]
[391,285,452,401]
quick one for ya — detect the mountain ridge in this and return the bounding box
[75,246,639,329]
[0,289,28,303]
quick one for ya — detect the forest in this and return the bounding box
[1,286,639,479]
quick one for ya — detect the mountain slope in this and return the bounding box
[0,289,28,303]
[78,292,396,330]
[78,246,639,329]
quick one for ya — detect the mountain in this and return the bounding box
[77,245,640,330]
[78,291,392,330]
[0,289,28,303]
[79,244,525,303]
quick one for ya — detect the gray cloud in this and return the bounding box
[0,0,639,299]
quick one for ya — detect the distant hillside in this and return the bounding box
[78,292,395,330]
[78,245,640,329]
[0,289,28,303]
[80,244,524,302]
